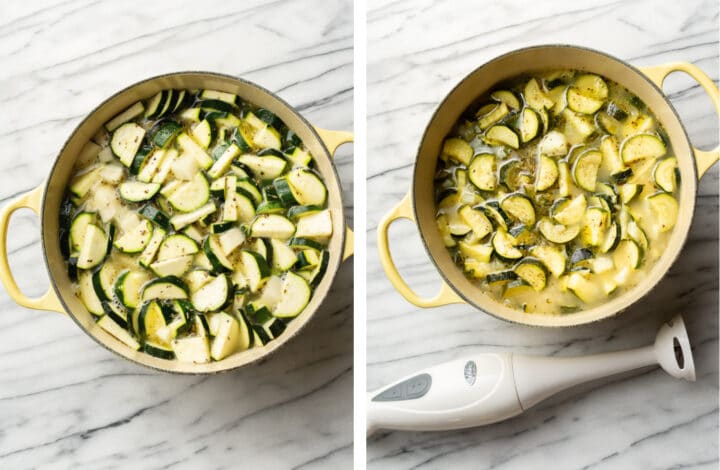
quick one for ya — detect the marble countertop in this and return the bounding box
[0,1,353,468]
[367,0,718,468]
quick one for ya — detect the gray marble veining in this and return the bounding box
[367,0,718,468]
[0,1,353,469]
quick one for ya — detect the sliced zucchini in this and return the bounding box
[236,179,263,205]
[648,192,679,233]
[581,207,609,247]
[566,272,604,304]
[105,102,145,132]
[79,270,104,315]
[500,193,535,226]
[653,157,678,192]
[611,168,633,184]
[530,245,566,277]
[167,172,210,213]
[143,341,175,360]
[77,224,107,269]
[294,209,333,239]
[111,123,146,167]
[118,181,160,202]
[551,195,587,226]
[218,227,246,255]
[574,74,608,100]
[138,227,166,268]
[477,103,509,130]
[599,135,625,176]
[569,248,594,266]
[172,336,211,364]
[513,258,547,291]
[562,109,595,144]
[190,119,215,149]
[482,201,511,231]
[97,315,140,350]
[524,78,554,110]
[538,217,580,244]
[286,147,312,168]
[458,206,492,240]
[208,143,241,179]
[273,178,298,207]
[503,279,534,298]
[150,120,182,148]
[141,276,188,301]
[486,270,517,284]
[203,234,234,273]
[184,269,213,292]
[484,125,519,149]
[150,255,193,277]
[200,89,238,105]
[566,87,604,114]
[137,149,168,183]
[210,313,240,361]
[286,169,327,206]
[442,138,473,165]
[491,90,520,110]
[91,262,121,301]
[492,228,522,262]
[599,221,620,253]
[458,243,493,263]
[70,212,95,253]
[557,161,572,197]
[250,214,296,240]
[238,154,287,181]
[241,250,271,292]
[177,132,213,169]
[170,201,217,230]
[192,274,232,312]
[572,149,602,191]
[468,154,496,191]
[113,219,153,253]
[535,155,559,191]
[269,239,297,271]
[613,239,642,269]
[114,270,150,309]
[538,130,568,157]
[273,272,311,318]
[621,134,666,163]
[619,184,641,204]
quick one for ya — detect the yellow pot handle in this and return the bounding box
[0,185,64,313]
[377,192,464,307]
[640,62,720,179]
[315,127,355,261]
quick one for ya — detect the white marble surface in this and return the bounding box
[0,1,353,469]
[367,0,718,468]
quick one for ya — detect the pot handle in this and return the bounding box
[0,185,64,313]
[377,192,464,307]
[640,62,720,179]
[315,127,355,261]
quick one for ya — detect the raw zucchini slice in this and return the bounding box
[92,262,121,301]
[208,143,241,179]
[137,149,168,183]
[653,157,678,192]
[172,336,211,363]
[468,154,496,191]
[79,270,104,315]
[177,132,213,169]
[170,202,217,230]
[613,239,642,269]
[236,179,263,205]
[143,341,175,360]
[105,102,145,132]
[203,235,234,273]
[491,90,520,110]
[250,214,296,239]
[238,154,287,180]
[551,195,587,226]
[119,181,160,202]
[167,172,210,213]
[294,210,333,239]
[270,239,298,271]
[273,178,298,207]
[218,227,246,255]
[535,155,559,191]
[477,103,509,130]
[97,315,140,350]
[210,313,240,361]
[286,147,312,168]
[70,212,96,253]
[77,224,107,269]
[241,250,271,292]
[492,228,522,262]
[114,270,149,309]
[484,125,519,149]
[513,258,548,291]
[572,149,602,191]
[458,206,492,240]
[581,207,609,247]
[442,138,473,165]
[538,130,568,157]
[150,120,182,148]
[138,227,166,267]
[190,119,215,149]
[111,123,146,167]
[530,245,566,277]
[566,87,604,114]
[200,89,238,105]
[150,255,193,277]
[273,272,311,318]
[141,276,188,301]
[144,91,169,118]
[621,134,666,163]
[286,169,327,206]
[648,192,679,233]
[157,234,199,261]
[69,167,101,198]
[113,219,153,253]
[538,217,580,244]
[500,194,535,226]
[192,274,232,312]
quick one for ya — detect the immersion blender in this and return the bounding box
[367,315,695,434]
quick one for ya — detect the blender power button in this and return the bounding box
[372,373,432,401]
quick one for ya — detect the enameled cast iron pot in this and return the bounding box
[0,72,354,373]
[378,45,719,327]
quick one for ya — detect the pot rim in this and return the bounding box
[41,71,346,373]
[411,44,697,327]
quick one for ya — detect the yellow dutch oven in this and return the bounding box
[0,72,353,373]
[378,45,718,327]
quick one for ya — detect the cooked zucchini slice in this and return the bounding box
[492,228,522,261]
[250,214,296,240]
[538,217,580,244]
[484,125,519,149]
[619,184,641,204]
[538,130,568,157]
[441,137,473,165]
[486,270,517,284]
[114,270,149,309]
[621,134,666,163]
[599,221,620,253]
[295,209,333,239]
[141,276,188,301]
[119,181,160,202]
[524,78,554,110]
[482,202,511,230]
[77,224,107,270]
[150,120,182,148]
[574,74,608,99]
[167,172,210,213]
[503,279,534,298]
[581,207,609,247]
[491,90,520,110]
[551,195,587,226]
[79,270,104,315]
[653,157,678,192]
[613,239,642,269]
[599,135,625,177]
[191,274,232,312]
[458,206,492,240]
[535,155,559,191]
[172,336,211,364]
[138,227,166,268]
[566,87,604,114]
[500,194,535,226]
[530,245,566,277]
[111,123,146,167]
[519,108,540,142]
[477,102,509,130]
[113,219,153,253]
[273,272,311,318]
[468,154,496,191]
[513,258,547,291]
[286,169,327,206]
[648,192,679,233]
[566,272,604,304]
[572,150,602,191]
